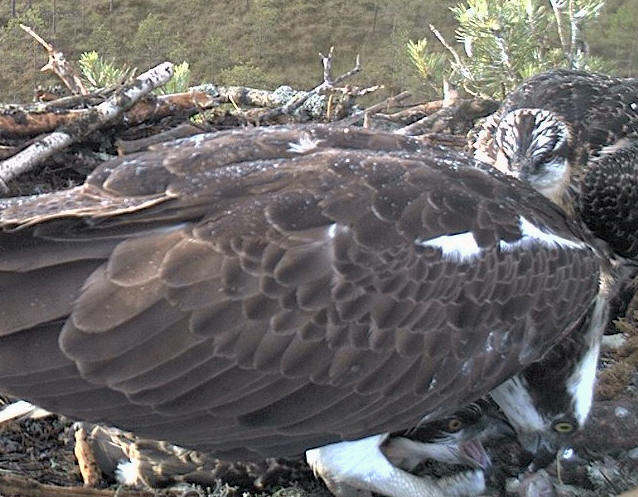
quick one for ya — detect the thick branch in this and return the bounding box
[0,63,174,192]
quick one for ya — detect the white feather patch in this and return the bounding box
[0,401,50,423]
[490,376,546,433]
[288,133,322,154]
[500,216,586,251]
[566,341,600,426]
[416,216,585,262]
[115,459,141,486]
[415,232,482,261]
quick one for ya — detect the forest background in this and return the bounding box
[0,0,636,103]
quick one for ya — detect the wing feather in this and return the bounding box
[0,125,601,458]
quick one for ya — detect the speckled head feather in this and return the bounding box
[471,69,638,243]
[0,125,603,463]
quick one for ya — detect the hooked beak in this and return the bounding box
[458,439,491,469]
[458,414,514,470]
[518,432,560,470]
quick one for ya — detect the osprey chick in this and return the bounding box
[471,69,638,259]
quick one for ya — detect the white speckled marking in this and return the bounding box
[615,406,629,418]
[288,133,322,153]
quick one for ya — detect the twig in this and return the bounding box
[549,0,570,65]
[374,99,444,125]
[0,469,157,497]
[0,62,174,193]
[257,47,361,123]
[19,24,88,96]
[75,426,102,487]
[395,98,498,136]
[429,24,464,69]
[335,90,412,127]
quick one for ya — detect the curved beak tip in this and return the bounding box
[459,439,492,470]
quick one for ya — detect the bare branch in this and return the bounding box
[429,24,464,68]
[257,48,361,123]
[395,98,498,136]
[336,90,412,127]
[549,0,570,65]
[0,90,216,139]
[0,63,174,192]
[0,468,158,497]
[20,24,88,96]
[74,426,102,487]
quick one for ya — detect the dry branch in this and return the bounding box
[75,426,102,487]
[125,90,217,126]
[20,25,88,96]
[0,62,174,192]
[374,99,444,125]
[395,98,498,136]
[256,47,362,123]
[0,90,216,139]
[336,90,412,127]
[0,469,157,497]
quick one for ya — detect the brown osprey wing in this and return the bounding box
[580,143,638,260]
[0,126,600,459]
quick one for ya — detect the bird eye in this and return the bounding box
[447,418,463,432]
[552,421,574,433]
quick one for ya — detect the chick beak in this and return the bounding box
[458,438,491,470]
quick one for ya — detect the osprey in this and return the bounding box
[471,69,638,259]
[0,125,609,497]
[70,400,506,495]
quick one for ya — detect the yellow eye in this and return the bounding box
[553,421,574,433]
[447,418,463,432]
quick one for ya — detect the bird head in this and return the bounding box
[490,303,603,468]
[486,108,573,209]
[385,401,513,472]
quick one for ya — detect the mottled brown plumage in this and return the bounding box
[0,125,602,465]
[471,69,638,259]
